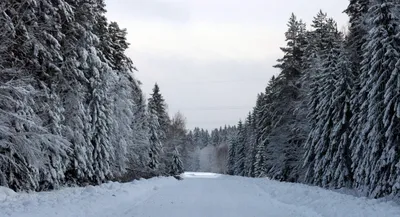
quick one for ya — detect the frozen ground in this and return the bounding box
[1,172,400,217]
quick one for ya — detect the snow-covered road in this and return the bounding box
[1,172,400,217]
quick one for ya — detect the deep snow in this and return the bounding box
[1,172,400,217]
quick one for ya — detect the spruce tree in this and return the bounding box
[227,140,236,175]
[262,13,307,181]
[328,46,354,188]
[244,113,257,177]
[353,0,400,197]
[148,111,163,172]
[253,87,271,177]
[345,3,369,174]
[0,0,72,191]
[303,13,342,185]
[344,0,369,72]
[164,112,187,175]
[234,121,246,176]
[304,24,343,186]
[169,148,184,176]
[148,84,170,141]
[0,0,152,191]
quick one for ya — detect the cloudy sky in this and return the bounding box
[105,0,349,130]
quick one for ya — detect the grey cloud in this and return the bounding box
[106,0,351,130]
[132,53,278,130]
[181,0,348,27]
[105,0,191,23]
[106,0,348,26]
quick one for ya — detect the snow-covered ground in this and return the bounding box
[1,172,400,217]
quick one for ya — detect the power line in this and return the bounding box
[170,106,253,111]
[153,79,271,85]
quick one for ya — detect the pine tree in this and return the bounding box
[169,148,184,176]
[148,84,170,141]
[262,13,307,181]
[345,3,370,177]
[244,113,257,177]
[303,13,342,185]
[0,0,151,191]
[68,0,117,184]
[352,0,400,197]
[227,140,236,175]
[148,111,163,172]
[328,46,354,188]
[0,74,69,191]
[0,0,73,191]
[304,24,343,186]
[234,121,246,176]
[253,88,271,178]
[274,13,306,79]
[164,112,187,175]
[345,0,369,72]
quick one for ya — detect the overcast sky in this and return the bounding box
[105,0,349,130]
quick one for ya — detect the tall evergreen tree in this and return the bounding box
[328,46,354,188]
[303,23,345,186]
[0,0,152,190]
[253,88,271,178]
[244,113,257,177]
[263,13,307,181]
[234,121,246,176]
[352,0,400,197]
[0,0,73,191]
[148,84,170,141]
[227,139,236,175]
[344,0,369,72]
[147,110,163,172]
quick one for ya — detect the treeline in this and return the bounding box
[186,126,237,173]
[227,0,400,198]
[0,0,185,192]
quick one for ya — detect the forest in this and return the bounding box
[1,0,400,200]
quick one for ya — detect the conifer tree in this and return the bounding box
[0,0,72,191]
[234,121,246,176]
[244,113,257,177]
[169,148,184,176]
[148,111,163,172]
[264,13,307,181]
[328,46,354,188]
[0,0,152,190]
[304,24,343,186]
[253,89,270,177]
[227,141,236,175]
[148,84,170,141]
[353,0,400,197]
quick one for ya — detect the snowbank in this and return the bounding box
[0,173,399,217]
[0,177,177,217]
[0,186,17,202]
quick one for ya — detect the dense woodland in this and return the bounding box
[2,0,400,200]
[0,0,185,192]
[225,0,400,199]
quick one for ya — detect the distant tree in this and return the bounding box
[165,112,187,175]
[147,110,163,173]
[169,148,184,176]
[234,121,246,176]
[148,84,170,141]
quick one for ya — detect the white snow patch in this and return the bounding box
[0,187,17,202]
[0,173,399,217]
[181,172,222,179]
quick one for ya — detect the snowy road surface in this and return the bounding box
[1,172,400,217]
